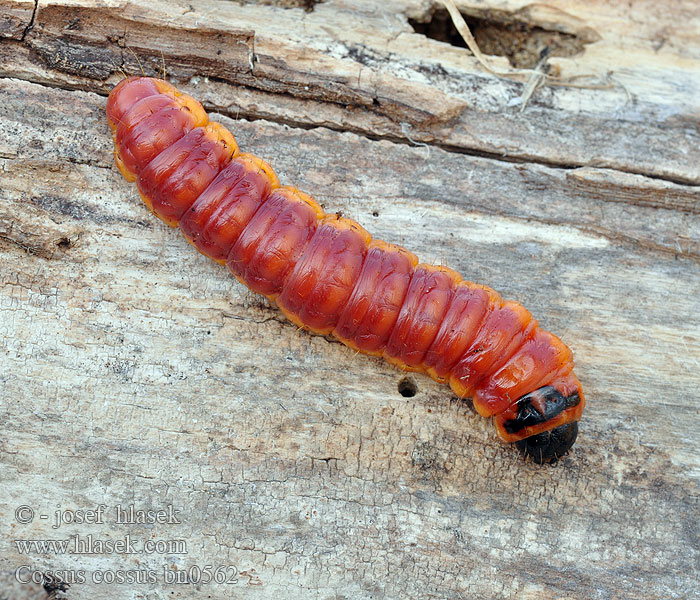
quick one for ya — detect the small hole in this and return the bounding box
[372,211,379,217]
[57,237,72,249]
[408,8,592,69]
[398,377,418,398]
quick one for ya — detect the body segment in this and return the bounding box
[106,77,585,461]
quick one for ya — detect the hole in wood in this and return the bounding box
[409,8,591,69]
[398,377,418,398]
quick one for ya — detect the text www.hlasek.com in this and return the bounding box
[14,535,186,555]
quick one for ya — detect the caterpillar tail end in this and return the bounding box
[515,421,579,463]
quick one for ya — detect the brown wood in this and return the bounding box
[1,1,698,599]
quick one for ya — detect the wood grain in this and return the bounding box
[0,1,698,599]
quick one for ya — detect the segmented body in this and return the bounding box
[106,77,585,455]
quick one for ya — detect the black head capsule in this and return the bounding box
[515,421,579,463]
[503,385,581,463]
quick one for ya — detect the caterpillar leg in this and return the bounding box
[515,421,579,463]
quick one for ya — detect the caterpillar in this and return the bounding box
[106,77,585,463]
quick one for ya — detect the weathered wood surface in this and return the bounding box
[1,1,699,599]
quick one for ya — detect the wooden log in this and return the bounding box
[0,1,698,599]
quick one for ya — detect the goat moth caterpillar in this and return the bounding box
[106,77,585,462]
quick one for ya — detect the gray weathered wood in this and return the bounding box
[1,1,699,599]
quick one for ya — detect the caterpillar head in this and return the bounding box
[515,421,579,463]
[495,384,584,463]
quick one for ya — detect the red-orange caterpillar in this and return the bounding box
[106,77,585,462]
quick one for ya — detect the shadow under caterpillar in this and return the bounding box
[106,77,585,463]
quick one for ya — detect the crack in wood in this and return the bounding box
[19,0,37,41]
[1,0,697,186]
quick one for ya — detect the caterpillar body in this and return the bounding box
[106,77,585,462]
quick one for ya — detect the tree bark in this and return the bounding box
[1,1,698,599]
